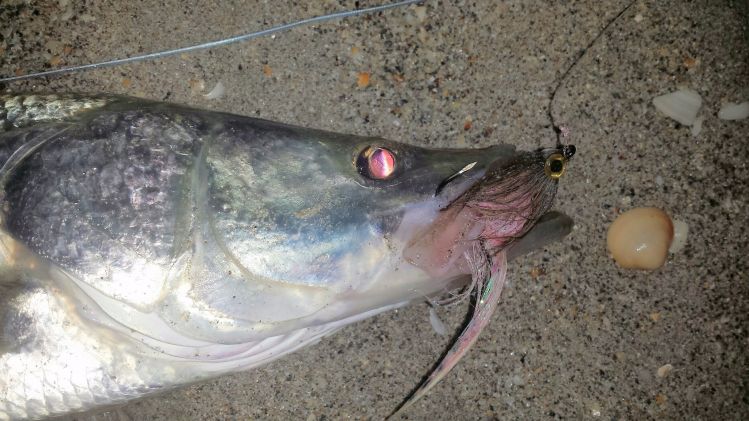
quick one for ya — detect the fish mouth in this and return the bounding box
[462,145,575,249]
[403,145,574,279]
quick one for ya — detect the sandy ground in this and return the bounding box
[1,0,748,420]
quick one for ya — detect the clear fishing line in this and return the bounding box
[0,0,422,83]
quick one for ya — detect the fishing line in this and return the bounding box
[0,0,422,83]
[547,0,638,146]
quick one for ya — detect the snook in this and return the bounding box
[0,94,573,420]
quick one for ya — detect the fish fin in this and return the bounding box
[389,251,508,418]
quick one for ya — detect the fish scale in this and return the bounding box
[1,282,145,419]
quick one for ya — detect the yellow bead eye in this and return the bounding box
[544,153,566,179]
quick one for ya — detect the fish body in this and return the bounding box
[0,94,572,420]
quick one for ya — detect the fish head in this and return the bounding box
[204,116,574,330]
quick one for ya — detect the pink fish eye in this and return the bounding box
[357,146,396,180]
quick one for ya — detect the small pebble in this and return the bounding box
[718,101,749,120]
[529,267,545,278]
[189,78,205,94]
[463,116,473,131]
[683,57,699,69]
[357,72,370,88]
[657,364,674,378]
[655,393,667,405]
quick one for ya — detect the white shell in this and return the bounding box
[718,101,749,120]
[204,82,226,100]
[691,116,703,137]
[653,89,702,126]
[669,219,689,253]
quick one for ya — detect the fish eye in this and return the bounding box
[357,146,396,180]
[544,153,566,179]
